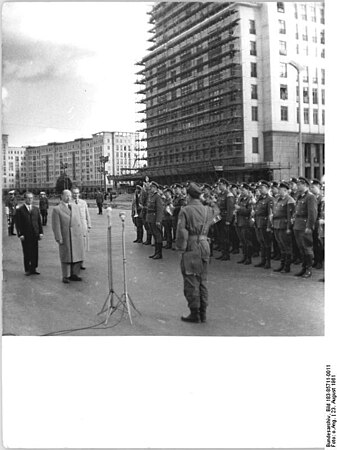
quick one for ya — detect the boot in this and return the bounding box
[254,248,265,267]
[237,254,246,264]
[294,259,306,276]
[274,254,285,272]
[181,308,201,323]
[152,243,163,259]
[244,257,251,265]
[264,248,271,269]
[143,233,152,245]
[282,254,291,273]
[149,243,157,258]
[302,255,313,278]
[221,253,230,261]
[199,309,207,323]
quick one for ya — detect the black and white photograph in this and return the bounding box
[1,1,333,448]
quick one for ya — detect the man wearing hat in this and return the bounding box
[176,182,220,323]
[172,184,186,246]
[292,177,318,278]
[215,178,235,261]
[5,190,18,235]
[253,180,274,269]
[39,192,49,226]
[140,178,153,246]
[234,183,254,265]
[146,181,164,259]
[162,187,174,249]
[131,185,144,243]
[310,179,324,270]
[272,182,295,273]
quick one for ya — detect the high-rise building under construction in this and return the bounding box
[135,2,325,183]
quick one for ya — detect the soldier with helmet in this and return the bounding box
[292,177,318,278]
[253,180,274,269]
[272,181,295,273]
[5,190,18,235]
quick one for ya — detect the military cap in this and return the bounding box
[229,183,238,189]
[218,177,229,185]
[311,178,322,187]
[158,185,164,190]
[271,181,279,188]
[290,177,298,184]
[202,183,211,190]
[174,183,183,189]
[297,176,310,186]
[240,182,250,190]
[164,187,173,195]
[8,190,15,194]
[279,181,290,189]
[257,180,270,188]
[150,181,159,189]
[187,182,203,198]
[249,183,257,191]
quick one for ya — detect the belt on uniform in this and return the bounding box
[188,235,208,242]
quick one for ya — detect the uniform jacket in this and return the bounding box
[16,204,43,240]
[218,190,235,222]
[52,202,84,263]
[39,197,49,211]
[172,194,186,217]
[272,194,295,230]
[254,194,274,228]
[176,198,219,273]
[236,195,253,227]
[293,190,317,231]
[96,192,104,205]
[5,196,18,216]
[146,192,163,223]
[162,198,174,222]
[73,198,91,237]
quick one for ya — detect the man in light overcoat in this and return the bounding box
[71,187,92,270]
[52,189,84,283]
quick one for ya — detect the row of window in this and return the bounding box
[251,106,325,125]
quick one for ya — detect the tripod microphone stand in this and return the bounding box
[98,207,122,325]
[119,211,140,324]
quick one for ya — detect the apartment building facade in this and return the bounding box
[1,134,27,190]
[136,1,325,183]
[2,131,140,193]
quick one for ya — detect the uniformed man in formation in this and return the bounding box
[131,175,324,284]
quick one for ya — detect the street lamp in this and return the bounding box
[60,162,68,190]
[289,60,305,177]
[99,155,109,193]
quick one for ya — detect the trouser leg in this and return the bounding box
[61,262,71,278]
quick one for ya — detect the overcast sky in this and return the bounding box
[1,2,152,147]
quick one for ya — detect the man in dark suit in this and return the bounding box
[15,192,44,276]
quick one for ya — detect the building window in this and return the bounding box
[251,84,258,99]
[250,41,257,56]
[279,19,286,34]
[301,4,307,20]
[304,108,309,124]
[320,7,325,24]
[321,69,325,85]
[295,24,299,40]
[251,106,258,121]
[310,5,317,22]
[321,48,325,59]
[312,28,317,43]
[322,110,325,125]
[280,84,288,100]
[302,26,308,41]
[251,62,257,77]
[320,30,325,44]
[279,40,287,55]
[252,137,259,154]
[312,88,318,104]
[294,3,298,18]
[281,106,288,121]
[321,89,325,105]
[280,62,287,78]
[313,68,318,83]
[277,2,285,13]
[313,109,318,125]
[303,66,309,83]
[249,19,256,34]
[303,87,309,103]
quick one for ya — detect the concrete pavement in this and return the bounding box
[2,205,324,336]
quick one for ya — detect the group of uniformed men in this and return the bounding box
[131,176,324,280]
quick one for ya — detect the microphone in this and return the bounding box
[119,211,126,222]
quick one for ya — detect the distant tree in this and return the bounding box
[55,173,72,194]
